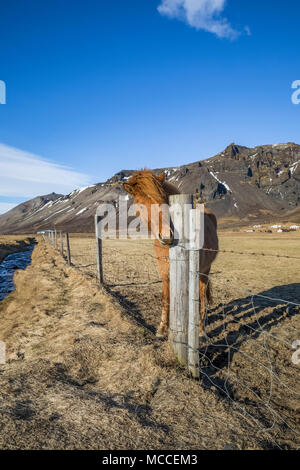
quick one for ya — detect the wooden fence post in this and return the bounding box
[65,232,71,265]
[188,209,200,378]
[60,231,64,256]
[169,194,193,366]
[95,215,104,284]
[54,230,57,249]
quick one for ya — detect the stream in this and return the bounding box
[0,245,35,301]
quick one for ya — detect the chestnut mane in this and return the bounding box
[126,169,180,204]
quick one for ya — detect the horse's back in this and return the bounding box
[200,209,218,274]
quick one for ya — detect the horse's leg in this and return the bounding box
[156,272,169,337]
[199,274,209,338]
[154,241,169,338]
[206,275,213,305]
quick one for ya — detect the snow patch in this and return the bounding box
[209,170,232,193]
[290,160,300,175]
[69,185,95,197]
[75,207,88,216]
[272,143,290,149]
[43,206,71,221]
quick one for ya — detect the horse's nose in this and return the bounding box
[158,226,174,246]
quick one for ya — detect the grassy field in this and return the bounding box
[66,231,300,331]
[0,232,299,449]
[64,231,300,449]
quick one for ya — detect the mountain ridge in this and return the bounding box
[1,142,300,233]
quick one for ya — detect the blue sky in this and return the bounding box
[0,0,300,213]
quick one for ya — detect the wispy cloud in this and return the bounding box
[158,0,246,39]
[0,142,92,203]
[0,202,18,215]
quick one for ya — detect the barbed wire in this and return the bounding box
[172,243,300,260]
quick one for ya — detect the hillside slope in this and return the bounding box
[0,142,299,233]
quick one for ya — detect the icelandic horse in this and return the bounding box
[123,170,218,338]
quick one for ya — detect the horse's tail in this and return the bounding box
[205,209,218,229]
[206,279,213,305]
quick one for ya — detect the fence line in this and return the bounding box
[189,246,300,261]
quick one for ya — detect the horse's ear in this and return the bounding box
[123,182,133,194]
[158,171,165,182]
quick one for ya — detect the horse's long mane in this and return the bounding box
[127,169,180,204]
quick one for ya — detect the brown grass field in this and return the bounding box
[0,232,299,449]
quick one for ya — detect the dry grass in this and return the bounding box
[67,231,300,449]
[66,231,300,333]
[0,234,299,449]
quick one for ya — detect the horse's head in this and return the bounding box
[123,170,175,246]
[123,170,168,203]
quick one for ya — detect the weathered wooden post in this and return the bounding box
[54,230,57,249]
[60,231,64,256]
[188,209,200,378]
[65,232,71,265]
[95,215,104,284]
[169,194,193,366]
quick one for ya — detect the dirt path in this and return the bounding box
[0,240,299,449]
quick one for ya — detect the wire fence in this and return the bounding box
[53,232,163,330]
[42,229,300,449]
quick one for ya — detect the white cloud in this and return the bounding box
[0,142,92,199]
[0,202,18,215]
[158,0,244,39]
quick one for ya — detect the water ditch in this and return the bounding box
[0,244,35,301]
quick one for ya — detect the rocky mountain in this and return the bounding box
[0,142,299,234]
